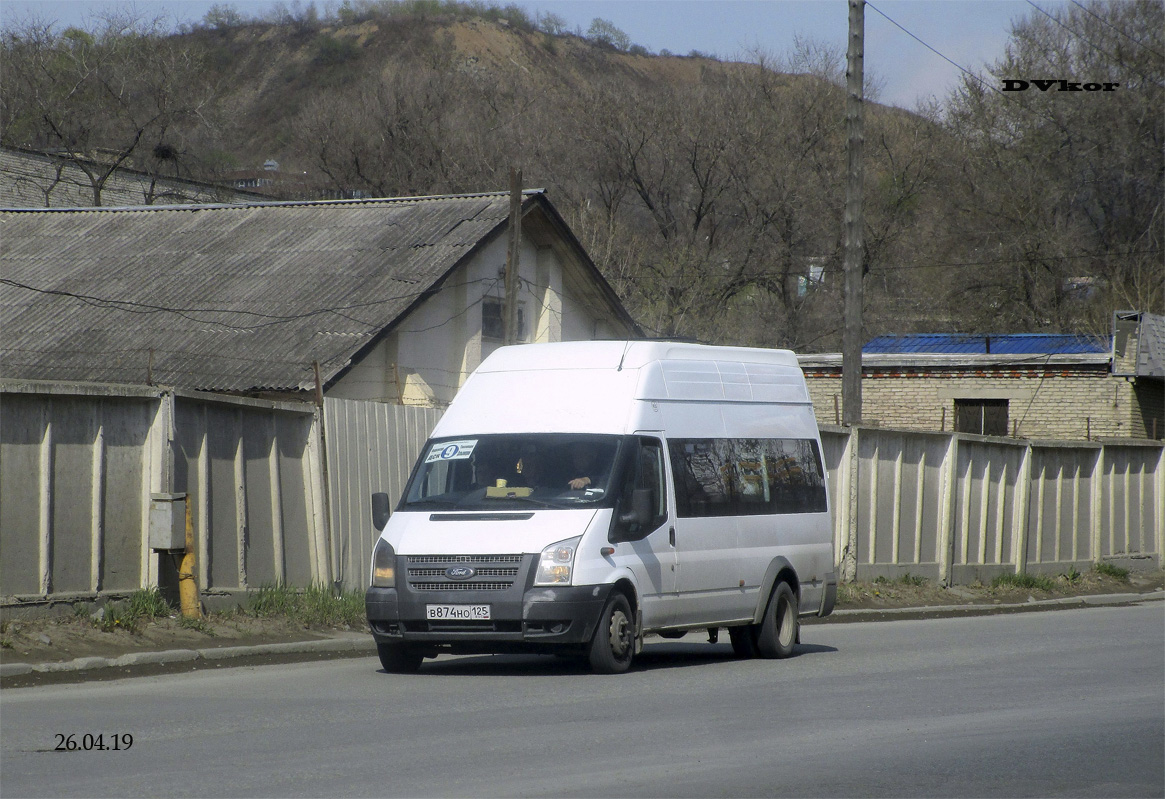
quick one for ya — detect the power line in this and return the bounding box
[1068,0,1165,60]
[864,0,1125,154]
[865,1,976,91]
[1025,0,1159,85]
[0,275,501,331]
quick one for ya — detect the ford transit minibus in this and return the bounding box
[366,341,836,673]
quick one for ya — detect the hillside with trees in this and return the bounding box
[1,0,1160,350]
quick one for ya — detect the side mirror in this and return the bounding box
[613,489,652,539]
[371,492,391,531]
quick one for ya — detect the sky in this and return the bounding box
[0,0,1069,109]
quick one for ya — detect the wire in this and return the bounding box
[1025,0,1159,85]
[865,2,978,91]
[1068,0,1165,60]
[383,278,501,334]
[864,0,1137,154]
[0,275,502,332]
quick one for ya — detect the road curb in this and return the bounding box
[819,589,1165,623]
[0,634,377,679]
[2,592,1161,681]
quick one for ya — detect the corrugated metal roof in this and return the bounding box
[0,192,575,393]
[1137,313,1164,377]
[863,333,1110,355]
[1113,310,1164,378]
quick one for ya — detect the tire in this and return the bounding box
[728,625,758,658]
[376,641,423,674]
[755,581,798,659]
[588,592,635,674]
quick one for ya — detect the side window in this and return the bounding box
[638,438,667,527]
[669,437,828,517]
[612,437,668,539]
[760,439,828,514]
[668,439,736,518]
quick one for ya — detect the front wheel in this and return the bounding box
[588,592,635,674]
[755,581,798,659]
[376,641,423,673]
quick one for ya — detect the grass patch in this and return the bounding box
[873,573,929,587]
[1094,562,1130,581]
[836,582,862,604]
[93,588,173,633]
[991,572,1056,592]
[177,614,215,635]
[245,583,364,627]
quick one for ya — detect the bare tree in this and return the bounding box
[0,12,219,206]
[942,0,1164,331]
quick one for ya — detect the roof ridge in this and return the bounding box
[0,188,547,214]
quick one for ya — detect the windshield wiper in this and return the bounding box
[484,495,563,509]
[402,497,460,510]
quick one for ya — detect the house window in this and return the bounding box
[482,297,526,341]
[954,399,1009,436]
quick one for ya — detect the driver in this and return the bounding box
[566,442,606,490]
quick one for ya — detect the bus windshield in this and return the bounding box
[401,434,625,512]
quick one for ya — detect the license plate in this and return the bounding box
[426,604,491,620]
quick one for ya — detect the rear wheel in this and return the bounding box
[588,592,635,674]
[376,641,423,673]
[755,581,798,659]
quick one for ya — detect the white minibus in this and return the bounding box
[365,341,836,673]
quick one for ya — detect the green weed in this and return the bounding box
[93,588,173,633]
[873,574,928,587]
[992,572,1056,592]
[1093,562,1130,581]
[898,573,929,587]
[836,582,862,604]
[246,583,364,627]
[177,614,215,635]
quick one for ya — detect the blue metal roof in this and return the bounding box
[863,333,1110,355]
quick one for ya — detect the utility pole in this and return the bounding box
[842,0,865,426]
[503,168,523,345]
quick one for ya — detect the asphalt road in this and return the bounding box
[2,603,1162,798]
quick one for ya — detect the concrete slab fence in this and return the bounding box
[821,425,1164,585]
[2,382,1161,610]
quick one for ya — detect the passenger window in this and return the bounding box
[669,437,827,518]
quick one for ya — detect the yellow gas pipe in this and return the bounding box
[178,495,201,619]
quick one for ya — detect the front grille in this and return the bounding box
[404,554,526,592]
[411,582,512,591]
[407,555,522,564]
[408,567,520,578]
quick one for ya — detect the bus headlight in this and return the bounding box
[371,538,396,588]
[534,536,581,586]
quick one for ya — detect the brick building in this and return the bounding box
[799,312,1164,441]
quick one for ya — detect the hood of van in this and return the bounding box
[382,509,602,555]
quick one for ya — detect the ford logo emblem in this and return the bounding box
[445,566,475,580]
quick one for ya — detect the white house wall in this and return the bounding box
[328,233,613,408]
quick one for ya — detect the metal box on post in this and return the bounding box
[149,492,187,551]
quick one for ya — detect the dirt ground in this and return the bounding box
[2,570,1161,667]
[835,568,1163,610]
[0,610,365,666]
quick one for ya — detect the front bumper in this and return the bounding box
[366,585,611,652]
[366,552,613,654]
